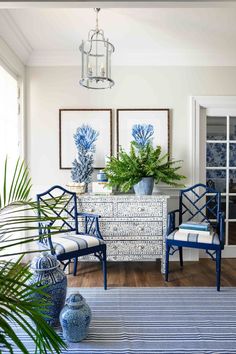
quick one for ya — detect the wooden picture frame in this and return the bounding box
[59,109,112,169]
[116,108,170,155]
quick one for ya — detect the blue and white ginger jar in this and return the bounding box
[29,252,67,327]
[60,292,92,342]
[97,169,108,182]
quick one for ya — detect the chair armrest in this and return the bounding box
[77,212,100,219]
[167,209,180,235]
[77,212,103,239]
[38,220,51,236]
[38,221,54,253]
[39,220,51,227]
[217,212,225,246]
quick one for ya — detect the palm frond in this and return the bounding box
[0,157,67,353]
[0,258,67,354]
[8,157,21,203]
[3,157,8,207]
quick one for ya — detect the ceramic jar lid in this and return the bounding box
[66,293,85,309]
[31,252,60,271]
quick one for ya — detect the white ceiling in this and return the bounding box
[1,4,236,66]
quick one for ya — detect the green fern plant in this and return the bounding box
[104,141,186,193]
[0,157,67,354]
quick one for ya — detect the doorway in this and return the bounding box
[192,96,236,257]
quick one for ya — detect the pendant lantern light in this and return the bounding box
[79,8,115,89]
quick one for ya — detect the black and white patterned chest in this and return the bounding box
[77,194,169,271]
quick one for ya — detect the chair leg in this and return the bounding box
[179,247,183,268]
[102,248,107,290]
[216,250,222,292]
[165,244,170,281]
[73,257,78,276]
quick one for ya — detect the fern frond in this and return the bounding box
[105,141,186,191]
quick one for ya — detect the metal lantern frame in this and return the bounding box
[79,8,115,89]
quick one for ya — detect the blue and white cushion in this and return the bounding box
[51,234,105,255]
[167,229,220,245]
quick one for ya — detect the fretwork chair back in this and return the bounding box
[37,185,107,289]
[165,183,225,291]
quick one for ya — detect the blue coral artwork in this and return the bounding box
[74,124,99,153]
[71,125,99,184]
[59,109,112,169]
[132,124,154,147]
[117,109,169,155]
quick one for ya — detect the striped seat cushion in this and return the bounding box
[52,234,105,255]
[167,229,220,245]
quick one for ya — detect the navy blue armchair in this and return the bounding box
[165,184,225,291]
[37,185,107,290]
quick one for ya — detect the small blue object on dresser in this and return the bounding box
[60,292,92,342]
[179,221,210,231]
[97,169,108,182]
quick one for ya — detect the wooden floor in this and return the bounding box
[68,258,236,288]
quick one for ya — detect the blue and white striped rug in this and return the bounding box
[12,287,236,354]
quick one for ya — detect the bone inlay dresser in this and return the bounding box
[77,194,169,272]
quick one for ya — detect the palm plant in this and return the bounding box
[0,158,67,354]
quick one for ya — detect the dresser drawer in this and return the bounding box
[107,241,162,256]
[100,221,163,237]
[77,201,113,217]
[117,201,163,217]
[104,235,163,242]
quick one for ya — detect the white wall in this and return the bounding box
[27,65,236,195]
[26,65,236,261]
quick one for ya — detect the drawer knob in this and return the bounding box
[138,207,145,212]
[113,226,118,232]
[88,208,94,212]
[138,245,145,250]
[138,226,144,232]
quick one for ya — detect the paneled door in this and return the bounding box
[204,108,236,255]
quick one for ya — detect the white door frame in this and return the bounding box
[191,96,236,258]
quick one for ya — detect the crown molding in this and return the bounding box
[0,1,236,9]
[0,10,32,64]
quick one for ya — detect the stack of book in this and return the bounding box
[179,221,212,235]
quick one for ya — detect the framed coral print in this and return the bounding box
[59,109,112,169]
[116,109,169,154]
